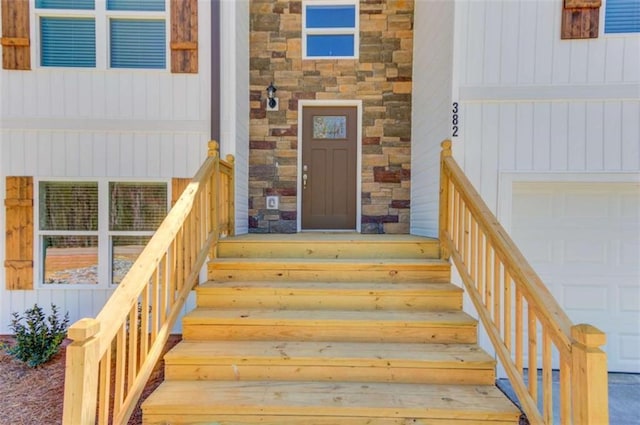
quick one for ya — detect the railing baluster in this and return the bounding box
[151,264,160,344]
[453,190,460,250]
[114,324,126,416]
[515,286,523,374]
[504,270,512,352]
[127,307,137,393]
[485,239,492,312]
[543,329,553,424]
[448,180,454,240]
[160,254,168,327]
[176,226,185,296]
[140,284,150,365]
[528,306,538,404]
[560,357,571,425]
[494,254,501,331]
[97,349,111,425]
[477,232,484,297]
[464,206,471,271]
[470,218,478,283]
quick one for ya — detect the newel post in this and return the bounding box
[439,140,452,260]
[208,141,220,259]
[571,324,609,424]
[62,318,101,425]
[208,140,219,158]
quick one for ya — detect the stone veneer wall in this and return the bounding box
[249,0,413,233]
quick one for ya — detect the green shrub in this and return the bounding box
[7,303,70,367]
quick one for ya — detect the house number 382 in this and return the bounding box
[452,102,460,137]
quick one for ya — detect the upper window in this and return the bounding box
[35,0,167,69]
[302,1,359,59]
[605,0,640,33]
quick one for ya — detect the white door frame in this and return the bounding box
[297,100,363,232]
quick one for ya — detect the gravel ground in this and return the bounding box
[0,335,181,425]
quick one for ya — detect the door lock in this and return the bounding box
[302,164,309,189]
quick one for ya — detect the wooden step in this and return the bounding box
[141,381,521,425]
[196,281,463,311]
[182,308,477,343]
[208,258,451,283]
[164,340,496,385]
[216,234,440,259]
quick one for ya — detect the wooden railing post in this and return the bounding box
[571,324,609,424]
[208,140,219,158]
[208,140,220,259]
[439,140,452,260]
[63,318,101,425]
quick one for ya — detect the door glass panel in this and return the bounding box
[313,116,347,139]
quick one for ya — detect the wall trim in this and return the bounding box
[1,118,210,133]
[296,99,363,233]
[459,83,640,102]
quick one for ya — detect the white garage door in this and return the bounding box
[511,181,640,373]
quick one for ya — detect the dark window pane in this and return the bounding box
[110,19,166,69]
[43,236,98,284]
[605,0,640,33]
[107,0,165,11]
[111,235,150,284]
[306,5,356,28]
[36,0,94,10]
[307,34,354,57]
[109,182,167,231]
[40,17,96,67]
[39,182,98,231]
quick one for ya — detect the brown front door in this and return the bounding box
[301,106,357,230]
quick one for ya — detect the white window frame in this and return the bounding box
[32,0,170,70]
[35,178,170,289]
[302,0,359,60]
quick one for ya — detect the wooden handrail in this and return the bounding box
[439,140,609,424]
[62,140,235,425]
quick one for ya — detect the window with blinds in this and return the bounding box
[37,180,168,286]
[605,0,640,33]
[109,182,167,284]
[35,0,166,69]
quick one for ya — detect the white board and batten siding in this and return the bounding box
[220,0,250,236]
[0,2,216,334]
[410,0,456,237]
[449,0,640,373]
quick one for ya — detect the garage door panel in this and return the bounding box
[511,181,640,372]
[563,193,611,217]
[563,285,608,311]
[620,287,640,312]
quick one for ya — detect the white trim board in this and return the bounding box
[459,84,640,103]
[296,99,363,233]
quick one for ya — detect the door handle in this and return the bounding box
[303,164,309,189]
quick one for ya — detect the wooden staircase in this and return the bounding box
[141,234,521,424]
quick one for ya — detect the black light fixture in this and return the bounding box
[266,82,277,109]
